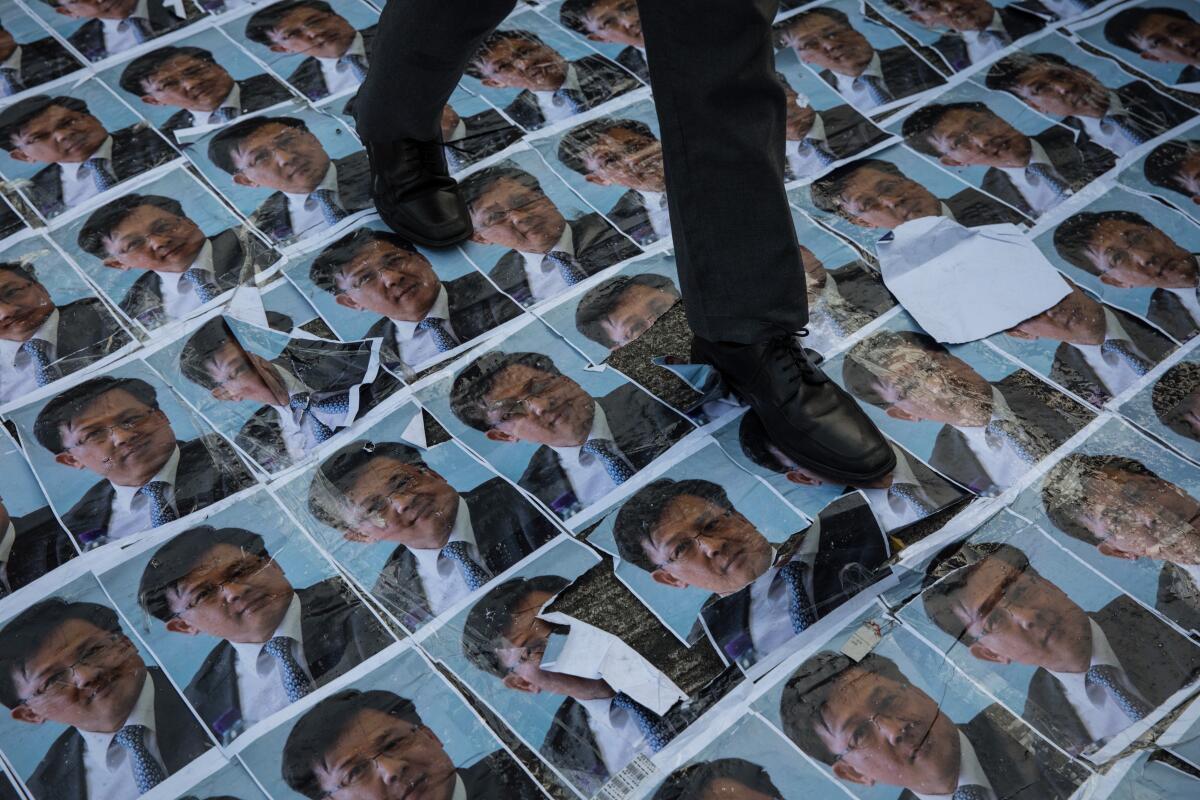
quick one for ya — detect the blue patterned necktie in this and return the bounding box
[440,540,491,590]
[86,158,117,192]
[0,68,23,97]
[113,724,166,794]
[852,74,892,106]
[416,316,458,352]
[953,786,993,800]
[581,438,634,485]
[611,692,671,752]
[138,481,178,527]
[118,16,151,44]
[800,137,837,167]
[551,88,583,114]
[181,268,219,303]
[20,338,53,386]
[777,559,818,633]
[1087,664,1152,721]
[263,636,314,702]
[1101,339,1151,376]
[309,189,348,225]
[290,392,350,443]
[889,482,934,516]
[543,250,587,286]
[1101,114,1146,146]
[209,106,237,124]
[977,29,1010,50]
[338,53,369,82]
[1025,162,1070,200]
[984,417,1037,463]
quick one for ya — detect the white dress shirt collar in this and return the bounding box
[1077,91,1137,155]
[1164,283,1200,325]
[0,306,59,364]
[450,774,468,800]
[520,222,576,303]
[111,444,181,510]
[205,83,241,125]
[0,520,14,592]
[409,496,478,615]
[100,0,151,33]
[410,496,478,563]
[285,161,341,235]
[576,693,648,777]
[232,590,305,654]
[0,307,60,404]
[549,401,627,507]
[1046,618,1145,744]
[833,52,885,109]
[155,239,214,320]
[61,135,114,210]
[960,12,1010,62]
[532,64,583,124]
[952,386,1029,491]
[550,400,615,462]
[78,670,158,769]
[0,45,22,74]
[914,730,993,800]
[392,283,451,340]
[317,32,367,96]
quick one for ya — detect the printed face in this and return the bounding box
[597,281,678,349]
[1162,376,1200,441]
[9,618,146,734]
[579,0,643,47]
[699,780,777,800]
[780,13,875,77]
[339,455,460,549]
[495,588,615,699]
[53,387,177,487]
[474,35,568,92]
[0,269,53,342]
[816,665,961,794]
[480,362,595,447]
[1128,12,1200,66]
[99,203,207,273]
[783,85,816,141]
[1169,146,1200,203]
[229,122,331,194]
[833,165,941,228]
[1074,465,1200,564]
[1080,218,1198,289]
[203,339,289,405]
[1004,284,1107,345]
[581,125,665,193]
[467,176,567,254]
[139,54,235,113]
[866,342,994,426]
[949,556,1092,672]
[266,6,356,59]
[164,542,294,643]
[901,0,994,32]
[8,104,107,165]
[51,0,137,21]
[1010,61,1110,118]
[438,105,460,142]
[0,27,16,63]
[333,239,441,322]
[926,107,1032,169]
[312,708,458,800]
[641,494,775,595]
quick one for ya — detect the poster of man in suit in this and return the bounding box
[27,0,203,63]
[774,1,945,114]
[437,88,523,173]
[106,33,295,138]
[1077,1,1200,90]
[837,315,1094,495]
[0,238,133,406]
[553,0,649,82]
[897,87,1117,219]
[460,12,641,132]
[875,0,1049,73]
[1138,351,1200,461]
[1039,187,1200,343]
[54,169,276,333]
[295,221,523,373]
[458,152,641,308]
[1138,132,1200,220]
[0,576,214,800]
[0,430,76,597]
[986,41,1197,157]
[0,10,82,97]
[0,84,178,220]
[915,537,1200,757]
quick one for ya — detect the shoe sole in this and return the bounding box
[380,218,474,249]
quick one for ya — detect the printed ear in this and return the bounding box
[10,705,44,725]
[485,429,517,443]
[165,618,200,636]
[501,673,538,694]
[885,407,919,422]
[334,293,362,311]
[1096,542,1139,561]
[831,761,873,786]
[232,174,258,189]
[967,642,1011,665]
[785,469,823,487]
[650,568,686,590]
[939,156,965,168]
[54,452,84,470]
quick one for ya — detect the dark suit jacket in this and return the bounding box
[981,126,1117,218]
[819,45,944,105]
[1157,561,1200,634]
[518,383,691,519]
[67,0,193,62]
[118,228,270,329]
[250,151,372,243]
[1062,82,1196,146]
[28,125,177,218]
[0,198,22,241]
[488,213,640,307]
[1022,594,1200,755]
[800,104,890,176]
[606,188,665,246]
[162,74,294,137]
[1149,285,1200,342]
[235,340,399,473]
[184,577,393,742]
[824,261,894,317]
[6,38,82,93]
[929,370,1092,494]
[1048,306,1175,406]
[364,271,523,370]
[26,668,212,800]
[944,186,1031,228]
[932,5,1048,72]
[616,45,649,82]
[699,499,890,668]
[371,477,558,629]
[460,749,545,799]
[841,445,966,523]
[44,298,132,381]
[6,506,75,591]
[540,695,670,795]
[898,704,1082,800]
[444,110,524,173]
[286,25,376,101]
[61,434,256,547]
[502,54,641,131]
[1180,65,1200,85]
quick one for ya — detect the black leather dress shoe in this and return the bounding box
[692,333,895,483]
[363,137,472,247]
